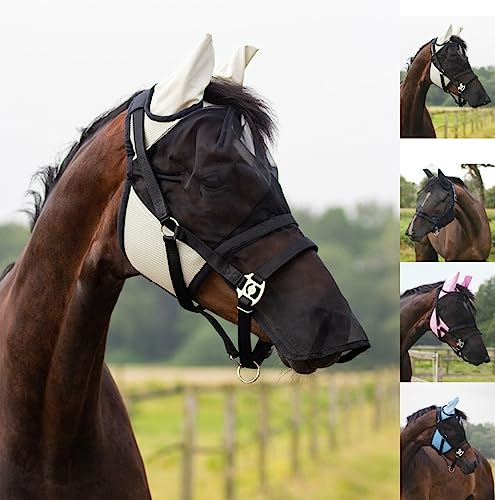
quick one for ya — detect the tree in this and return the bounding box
[400,176,417,208]
[475,276,495,347]
[486,186,495,208]
[460,164,495,205]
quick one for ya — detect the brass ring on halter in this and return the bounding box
[237,362,260,384]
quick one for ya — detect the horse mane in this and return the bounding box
[1,80,276,281]
[400,281,475,306]
[406,405,467,425]
[400,281,444,298]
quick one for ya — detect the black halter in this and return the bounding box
[432,287,481,358]
[121,89,319,382]
[433,406,470,473]
[430,38,479,107]
[413,179,457,236]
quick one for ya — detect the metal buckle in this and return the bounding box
[229,355,261,384]
[456,339,465,350]
[458,82,466,93]
[161,217,179,240]
[455,448,464,457]
[236,273,265,309]
[448,464,456,473]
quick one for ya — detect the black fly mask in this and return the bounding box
[118,86,370,382]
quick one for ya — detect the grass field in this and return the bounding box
[429,106,495,138]
[112,367,399,500]
[400,208,495,262]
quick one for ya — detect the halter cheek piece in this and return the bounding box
[431,406,470,473]
[121,90,318,383]
[432,287,480,358]
[413,180,456,236]
[430,38,479,107]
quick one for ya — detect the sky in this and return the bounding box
[400,262,495,294]
[0,0,398,225]
[400,17,495,72]
[400,382,495,425]
[401,139,495,188]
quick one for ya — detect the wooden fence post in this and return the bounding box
[291,384,301,475]
[308,377,319,460]
[224,387,236,500]
[374,382,382,430]
[181,388,197,500]
[443,111,448,138]
[454,111,458,138]
[328,379,338,448]
[462,110,466,137]
[258,384,269,491]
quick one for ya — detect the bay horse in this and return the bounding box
[406,169,491,262]
[400,25,490,138]
[401,398,494,499]
[0,36,369,498]
[400,272,490,382]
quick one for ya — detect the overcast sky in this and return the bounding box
[401,383,495,425]
[0,0,397,225]
[400,17,495,72]
[400,262,495,294]
[401,139,495,188]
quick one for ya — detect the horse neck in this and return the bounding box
[401,416,435,481]
[0,113,129,452]
[401,44,432,137]
[400,290,436,357]
[454,184,491,243]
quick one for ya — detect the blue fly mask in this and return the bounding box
[431,397,470,472]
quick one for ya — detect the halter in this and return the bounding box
[119,89,320,383]
[431,406,470,473]
[413,179,457,236]
[430,38,479,107]
[431,287,480,358]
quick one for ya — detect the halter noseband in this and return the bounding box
[122,89,319,383]
[432,287,480,358]
[431,406,470,473]
[414,180,457,236]
[430,38,478,107]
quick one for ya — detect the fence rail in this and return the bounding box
[430,107,495,138]
[410,346,495,382]
[124,372,395,500]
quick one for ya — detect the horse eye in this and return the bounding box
[201,174,224,190]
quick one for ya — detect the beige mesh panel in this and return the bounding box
[124,187,206,294]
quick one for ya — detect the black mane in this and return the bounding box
[400,281,475,306]
[406,405,467,425]
[400,281,444,299]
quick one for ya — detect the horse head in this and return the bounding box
[430,25,490,108]
[406,398,477,475]
[116,35,369,377]
[406,169,458,241]
[429,272,489,366]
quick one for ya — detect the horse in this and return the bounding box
[0,36,369,498]
[401,398,494,499]
[400,25,490,138]
[405,169,491,262]
[400,272,490,382]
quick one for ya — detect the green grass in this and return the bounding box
[429,106,495,138]
[400,208,495,262]
[117,369,398,500]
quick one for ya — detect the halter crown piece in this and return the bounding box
[431,397,469,473]
[429,272,479,356]
[118,35,370,383]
